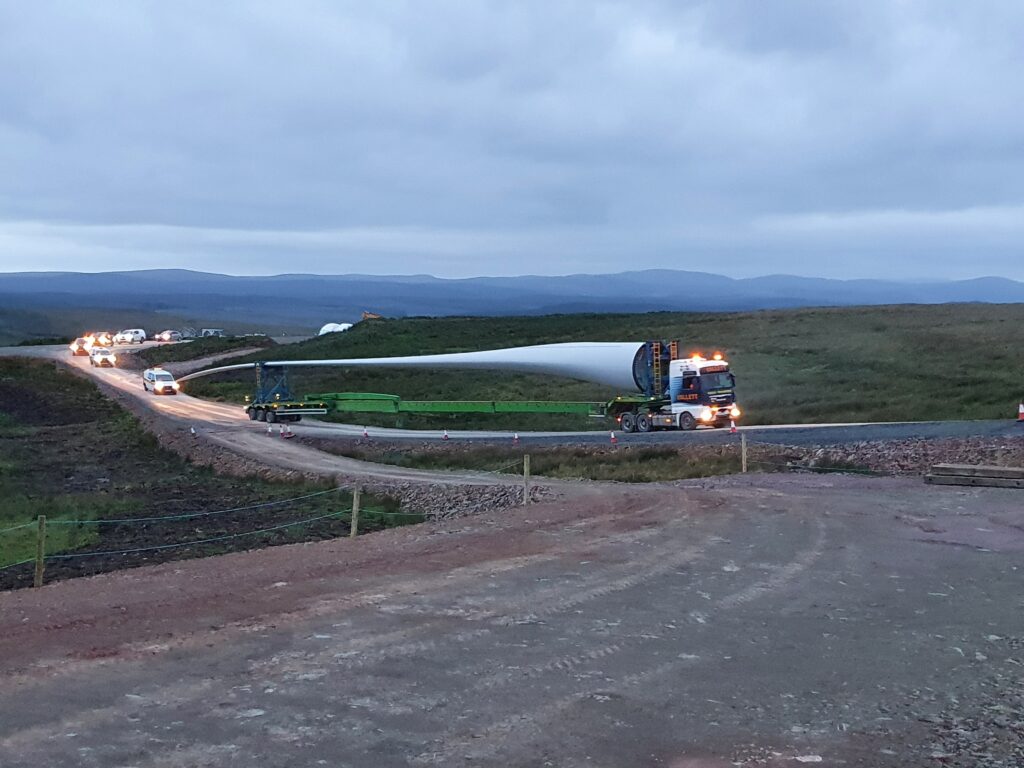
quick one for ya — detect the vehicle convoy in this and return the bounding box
[113,328,147,344]
[142,367,180,395]
[240,341,741,432]
[89,347,117,367]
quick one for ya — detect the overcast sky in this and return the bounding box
[1,1,1022,279]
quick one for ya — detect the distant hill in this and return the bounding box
[1,269,1023,336]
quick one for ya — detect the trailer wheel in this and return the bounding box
[255,408,266,422]
[247,408,257,421]
[635,412,653,433]
[679,413,696,431]
[619,412,636,433]
[266,410,278,424]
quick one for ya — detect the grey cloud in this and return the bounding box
[0,1,1022,279]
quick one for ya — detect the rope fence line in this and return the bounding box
[0,557,35,574]
[485,458,530,475]
[44,509,352,561]
[0,521,35,536]
[45,486,340,526]
[0,484,429,583]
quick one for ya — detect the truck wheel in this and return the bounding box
[266,410,278,424]
[247,408,257,421]
[635,413,653,433]
[619,412,636,433]
[256,409,266,422]
[679,413,696,431]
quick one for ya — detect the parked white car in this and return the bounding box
[142,367,180,395]
[113,328,147,344]
[89,348,117,367]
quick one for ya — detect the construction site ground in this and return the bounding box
[2,473,1023,767]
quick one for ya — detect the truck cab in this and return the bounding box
[614,346,742,432]
[666,355,740,429]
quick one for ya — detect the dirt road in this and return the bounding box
[2,474,1022,766]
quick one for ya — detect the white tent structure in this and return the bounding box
[317,322,354,336]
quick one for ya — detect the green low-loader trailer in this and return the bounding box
[245,391,661,426]
[304,392,662,419]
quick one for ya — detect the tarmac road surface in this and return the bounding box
[1,475,1022,766]
[1,344,1019,448]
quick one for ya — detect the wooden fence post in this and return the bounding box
[33,515,46,588]
[741,433,748,474]
[523,454,531,506]
[350,486,361,538]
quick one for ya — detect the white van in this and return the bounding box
[142,367,179,395]
[114,329,147,344]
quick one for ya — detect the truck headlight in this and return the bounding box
[700,407,714,421]
[730,406,741,418]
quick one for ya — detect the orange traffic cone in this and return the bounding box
[729,420,737,434]
[278,424,285,438]
[610,431,617,445]
[442,429,449,440]
[1018,402,1024,422]
[513,432,519,446]
[266,424,273,437]
[284,424,295,439]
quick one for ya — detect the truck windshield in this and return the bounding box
[700,372,734,390]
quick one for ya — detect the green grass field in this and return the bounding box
[329,444,769,482]
[185,304,1024,427]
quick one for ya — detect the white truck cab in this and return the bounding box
[664,355,740,429]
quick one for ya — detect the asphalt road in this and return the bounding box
[2,474,1022,766]
[2,344,1018,448]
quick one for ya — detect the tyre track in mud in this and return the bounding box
[410,518,828,766]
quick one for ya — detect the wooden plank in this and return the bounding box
[925,474,1024,489]
[929,463,1024,480]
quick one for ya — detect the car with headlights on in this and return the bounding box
[142,367,179,394]
[89,347,118,367]
[69,337,92,356]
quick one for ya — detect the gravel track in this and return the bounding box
[1,475,1022,765]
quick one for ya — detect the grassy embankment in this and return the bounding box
[330,443,779,483]
[185,304,1024,429]
[0,359,409,588]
